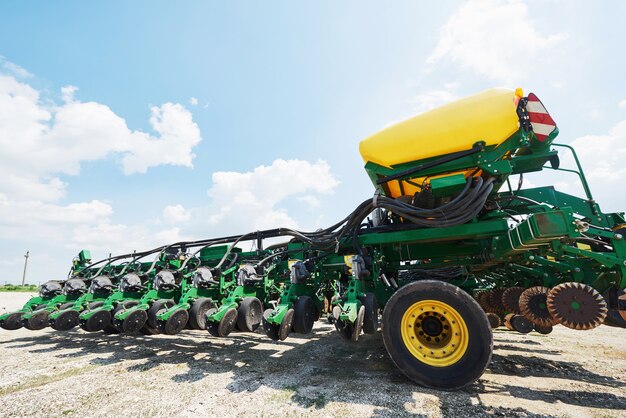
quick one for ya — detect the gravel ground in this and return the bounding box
[1,292,625,418]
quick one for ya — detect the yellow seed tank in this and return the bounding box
[359,88,522,197]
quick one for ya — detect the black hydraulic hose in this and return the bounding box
[376,144,483,185]
[80,176,495,270]
[225,252,239,269]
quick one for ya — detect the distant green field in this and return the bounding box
[0,284,38,292]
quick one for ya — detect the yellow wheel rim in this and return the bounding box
[400,300,469,367]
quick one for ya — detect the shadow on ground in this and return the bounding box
[2,324,624,417]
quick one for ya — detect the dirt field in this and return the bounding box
[1,293,625,418]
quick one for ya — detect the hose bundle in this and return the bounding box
[78,176,495,272]
[284,176,495,251]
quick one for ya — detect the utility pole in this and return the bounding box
[21,251,29,286]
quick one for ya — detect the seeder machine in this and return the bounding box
[2,88,625,390]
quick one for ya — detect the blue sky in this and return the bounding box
[1,1,626,284]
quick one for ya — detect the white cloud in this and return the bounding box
[189,97,198,106]
[427,0,568,82]
[61,85,79,103]
[0,60,342,281]
[296,195,321,208]
[407,83,459,113]
[0,55,33,78]
[162,204,191,223]
[206,159,339,232]
[564,118,626,212]
[619,99,626,109]
[0,62,203,260]
[588,108,601,120]
[121,102,201,174]
[69,222,187,253]
[0,73,201,204]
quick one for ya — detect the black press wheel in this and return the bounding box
[486,313,501,329]
[361,293,379,334]
[510,314,533,334]
[602,289,626,328]
[533,324,553,334]
[147,299,175,330]
[1,312,24,330]
[80,301,110,332]
[52,310,80,331]
[278,308,294,341]
[108,300,139,333]
[23,309,50,330]
[207,308,237,337]
[262,308,280,340]
[140,324,159,335]
[335,305,365,342]
[292,296,316,334]
[158,309,189,335]
[236,297,263,332]
[51,302,80,331]
[188,298,215,330]
[122,309,148,333]
[381,280,493,390]
[262,308,293,341]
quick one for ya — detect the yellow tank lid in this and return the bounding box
[359,88,520,167]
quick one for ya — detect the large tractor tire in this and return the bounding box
[381,280,492,390]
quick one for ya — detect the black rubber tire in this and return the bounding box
[51,302,80,331]
[332,305,341,320]
[188,298,214,330]
[79,301,109,332]
[148,299,175,329]
[335,318,352,340]
[1,312,24,330]
[206,320,220,337]
[159,309,189,335]
[602,289,626,328]
[352,305,365,341]
[140,324,159,335]
[205,307,219,336]
[236,297,263,332]
[109,300,139,333]
[292,296,315,334]
[52,310,80,331]
[534,324,553,334]
[361,293,379,334]
[510,315,533,334]
[262,308,280,341]
[122,309,148,333]
[486,313,501,329]
[24,309,50,330]
[604,310,626,328]
[207,308,237,337]
[381,280,493,390]
[278,308,294,341]
[335,305,365,342]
